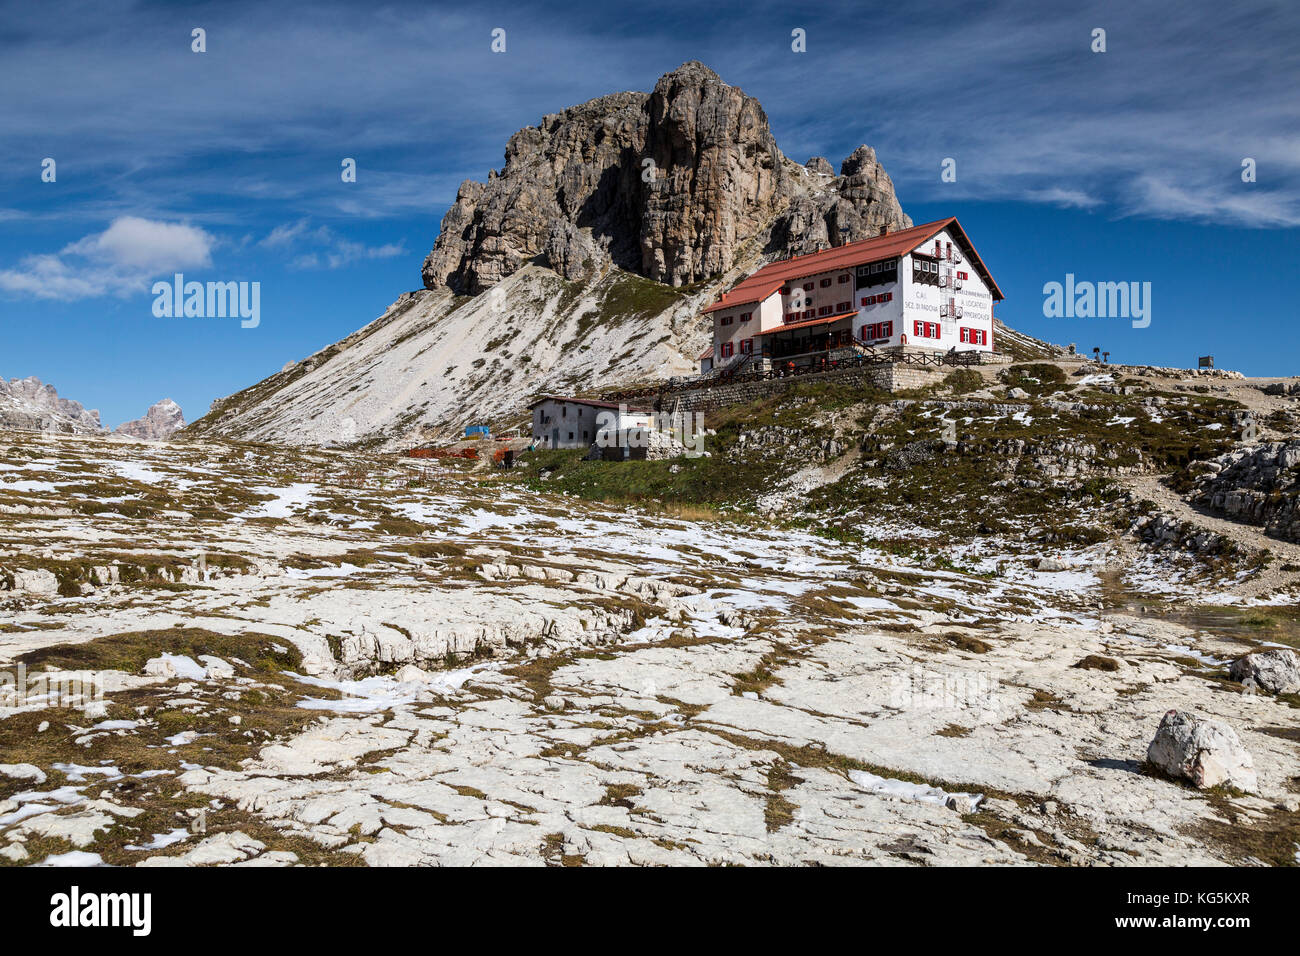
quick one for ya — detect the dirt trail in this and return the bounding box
[1124,474,1300,597]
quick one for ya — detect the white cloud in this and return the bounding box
[63,216,213,271]
[0,217,216,300]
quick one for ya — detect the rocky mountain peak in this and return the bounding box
[0,375,103,434]
[421,62,910,295]
[115,398,186,441]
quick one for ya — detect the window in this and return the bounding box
[562,406,567,418]
[803,282,815,292]
[739,311,752,323]
[838,274,850,284]
[721,341,734,358]
[862,295,874,306]
[740,338,753,354]
[946,241,952,261]
[721,314,734,326]
[837,301,851,312]
[934,240,941,257]
[819,278,832,288]
[780,286,791,295]
[568,432,574,441]
[818,305,833,316]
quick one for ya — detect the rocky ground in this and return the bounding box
[1,428,1298,867]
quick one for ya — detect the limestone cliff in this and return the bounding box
[422,61,910,293]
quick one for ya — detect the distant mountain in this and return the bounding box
[0,376,185,440]
[0,376,104,434]
[115,398,185,441]
[188,61,912,450]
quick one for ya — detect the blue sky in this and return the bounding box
[1,0,1297,426]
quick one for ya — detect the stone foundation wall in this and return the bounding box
[664,360,945,414]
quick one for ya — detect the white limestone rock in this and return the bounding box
[1146,710,1258,793]
[11,568,59,595]
[1229,648,1300,695]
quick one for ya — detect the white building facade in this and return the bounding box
[530,397,652,449]
[701,217,1003,373]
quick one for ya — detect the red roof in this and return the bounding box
[702,217,1003,313]
[698,345,714,360]
[754,312,854,336]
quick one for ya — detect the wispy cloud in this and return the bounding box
[0,0,1295,233]
[259,219,407,269]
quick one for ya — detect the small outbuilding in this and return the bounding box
[529,396,652,449]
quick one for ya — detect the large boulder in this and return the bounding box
[1146,710,1257,792]
[1229,648,1300,695]
[9,568,59,595]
